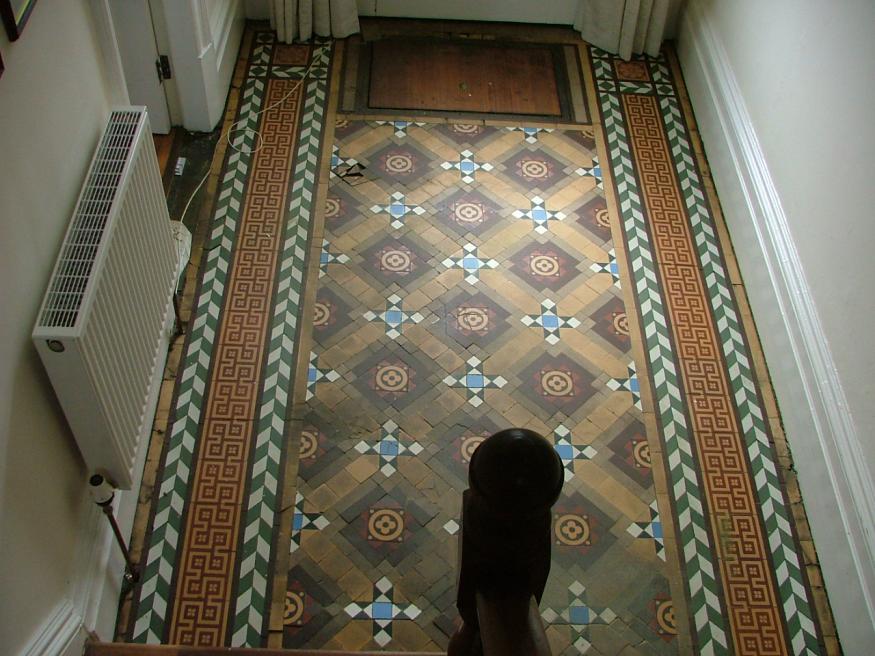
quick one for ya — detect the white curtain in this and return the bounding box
[270,0,360,43]
[575,0,673,60]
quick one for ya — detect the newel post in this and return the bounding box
[449,428,564,656]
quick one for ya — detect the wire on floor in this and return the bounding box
[176,55,321,227]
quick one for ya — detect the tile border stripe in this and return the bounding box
[592,55,730,654]
[131,34,273,644]
[656,80,820,655]
[231,66,331,647]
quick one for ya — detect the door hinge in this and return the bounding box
[156,55,172,82]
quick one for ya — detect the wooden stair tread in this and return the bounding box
[86,643,442,656]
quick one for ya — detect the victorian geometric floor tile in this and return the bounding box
[282,113,680,653]
[122,22,834,656]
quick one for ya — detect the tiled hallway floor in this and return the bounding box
[123,24,836,656]
[286,118,675,654]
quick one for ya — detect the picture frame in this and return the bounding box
[1,0,38,41]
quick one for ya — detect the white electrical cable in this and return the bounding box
[176,55,321,225]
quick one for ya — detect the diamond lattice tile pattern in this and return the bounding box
[283,120,676,654]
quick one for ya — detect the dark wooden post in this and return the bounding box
[448,428,564,656]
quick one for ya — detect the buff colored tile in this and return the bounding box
[435,347,464,373]
[328,262,357,286]
[347,454,379,483]
[426,137,467,162]
[326,468,359,502]
[585,269,617,296]
[791,502,812,542]
[419,224,451,247]
[400,456,432,487]
[314,380,347,409]
[553,290,588,315]
[566,279,604,310]
[639,412,665,455]
[319,344,347,370]
[562,331,627,377]
[487,221,533,255]
[482,274,536,314]
[542,131,594,161]
[321,546,357,582]
[415,177,452,201]
[824,636,841,655]
[478,131,520,161]
[402,288,432,312]
[310,482,339,511]
[435,387,468,415]
[804,564,823,589]
[338,567,373,599]
[485,329,542,372]
[335,324,382,358]
[392,620,436,651]
[601,388,634,418]
[417,331,449,361]
[331,230,362,254]
[301,530,334,564]
[153,378,176,427]
[485,176,532,210]
[522,415,551,436]
[551,224,601,259]
[811,586,837,638]
[348,179,385,204]
[504,403,535,427]
[548,177,594,210]
[399,413,433,442]
[163,336,184,380]
[434,168,467,190]
[332,620,374,652]
[344,127,390,155]
[417,277,450,303]
[587,399,624,432]
[545,624,572,655]
[570,417,601,442]
[600,476,650,519]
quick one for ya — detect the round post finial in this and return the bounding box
[468,428,564,518]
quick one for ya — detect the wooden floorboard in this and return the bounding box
[368,39,562,116]
[87,644,440,656]
[153,130,175,177]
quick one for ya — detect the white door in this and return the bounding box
[109,0,172,134]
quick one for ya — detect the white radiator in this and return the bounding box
[33,107,177,489]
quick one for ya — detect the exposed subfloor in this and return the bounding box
[121,22,838,656]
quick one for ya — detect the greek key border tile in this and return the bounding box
[131,35,273,644]
[592,47,731,655]
[591,45,822,655]
[655,69,820,656]
[232,67,331,647]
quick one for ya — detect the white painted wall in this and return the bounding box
[245,1,686,38]
[245,0,581,23]
[0,1,133,655]
[356,0,579,23]
[677,0,875,651]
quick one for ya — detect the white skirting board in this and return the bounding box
[677,3,875,652]
[20,599,83,656]
[18,302,174,656]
